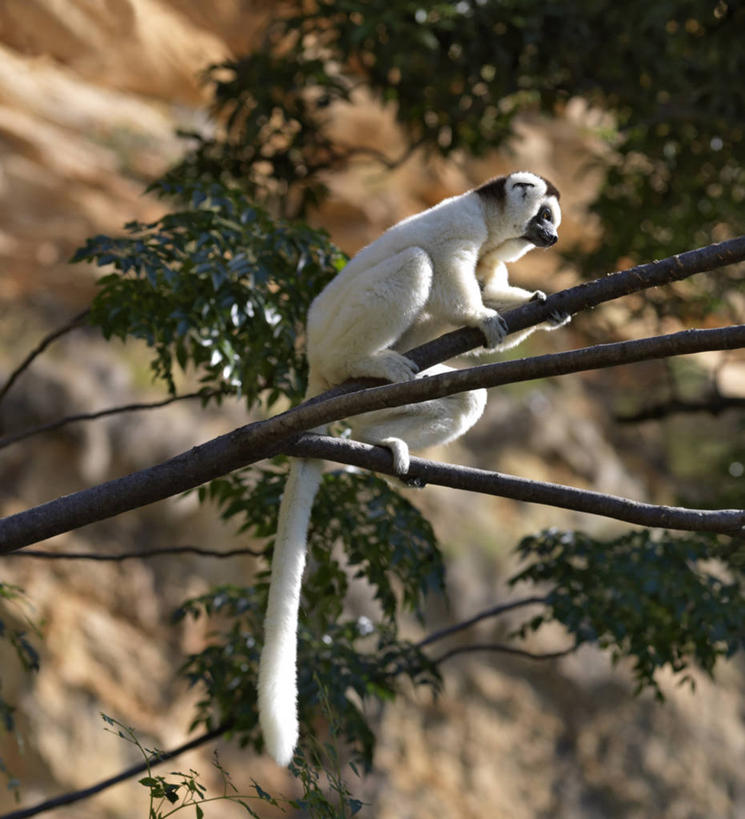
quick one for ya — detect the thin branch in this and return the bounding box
[0,545,263,561]
[400,234,745,373]
[0,722,231,819]
[2,323,745,551]
[283,435,745,534]
[0,310,89,406]
[616,392,745,423]
[0,391,216,452]
[331,136,427,170]
[432,642,576,665]
[416,597,549,648]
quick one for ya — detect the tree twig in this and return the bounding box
[2,320,744,552]
[0,391,216,452]
[0,310,89,406]
[431,642,576,665]
[0,722,231,819]
[616,392,745,423]
[0,545,263,561]
[416,596,549,648]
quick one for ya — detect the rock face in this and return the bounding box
[1,4,744,818]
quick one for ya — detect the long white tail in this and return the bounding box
[258,456,324,766]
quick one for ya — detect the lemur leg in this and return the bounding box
[307,248,433,386]
[348,365,487,476]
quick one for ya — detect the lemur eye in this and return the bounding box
[540,206,553,223]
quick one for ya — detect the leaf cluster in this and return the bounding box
[199,463,445,625]
[512,529,745,695]
[73,182,345,406]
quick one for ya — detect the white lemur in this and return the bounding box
[258,171,566,765]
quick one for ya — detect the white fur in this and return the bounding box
[258,457,323,766]
[257,171,565,764]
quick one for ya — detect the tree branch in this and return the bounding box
[616,392,745,423]
[0,310,89,406]
[2,320,744,551]
[431,643,576,665]
[0,545,263,561]
[416,597,549,648]
[0,722,231,819]
[0,391,215,452]
[1,237,745,551]
[283,435,745,534]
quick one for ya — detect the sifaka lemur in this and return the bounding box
[258,171,568,765]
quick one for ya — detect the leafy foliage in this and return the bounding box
[182,464,443,769]
[102,714,267,817]
[184,1,745,267]
[73,182,345,406]
[200,462,445,623]
[512,529,745,695]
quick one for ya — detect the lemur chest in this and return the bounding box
[476,250,509,289]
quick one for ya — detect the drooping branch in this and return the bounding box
[414,597,576,664]
[416,596,549,648]
[1,321,744,551]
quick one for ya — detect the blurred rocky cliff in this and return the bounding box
[0,2,743,817]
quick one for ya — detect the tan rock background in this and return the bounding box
[0,2,743,817]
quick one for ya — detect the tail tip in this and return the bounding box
[260,709,299,767]
[264,728,298,767]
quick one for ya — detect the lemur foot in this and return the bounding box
[479,311,509,348]
[377,350,419,383]
[380,437,411,476]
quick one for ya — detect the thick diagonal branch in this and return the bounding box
[1,324,744,551]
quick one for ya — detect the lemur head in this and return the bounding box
[475,171,561,262]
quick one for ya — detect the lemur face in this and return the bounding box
[475,171,562,250]
[505,172,561,247]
